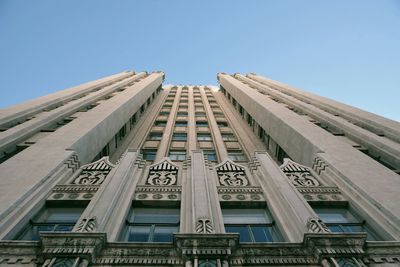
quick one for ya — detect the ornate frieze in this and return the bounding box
[72,157,114,185]
[280,159,320,187]
[48,185,100,201]
[216,160,249,187]
[297,186,346,202]
[146,158,178,186]
[217,186,264,202]
[134,185,181,201]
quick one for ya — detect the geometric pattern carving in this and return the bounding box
[146,158,178,186]
[195,218,214,234]
[72,157,114,185]
[307,217,331,233]
[75,216,97,233]
[216,160,249,186]
[280,159,320,187]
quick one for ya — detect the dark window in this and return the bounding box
[197,133,212,141]
[204,150,217,161]
[172,133,187,141]
[221,134,236,141]
[175,121,188,127]
[228,151,247,162]
[155,121,167,127]
[223,209,282,243]
[143,149,157,161]
[217,121,228,128]
[314,207,381,241]
[177,112,188,117]
[196,121,208,127]
[16,207,84,240]
[148,132,163,141]
[123,208,179,243]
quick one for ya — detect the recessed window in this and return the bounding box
[155,121,167,127]
[195,112,206,117]
[143,149,157,161]
[204,150,217,161]
[148,132,163,141]
[217,121,228,128]
[175,121,188,127]
[122,208,180,243]
[228,151,247,162]
[223,209,282,243]
[159,111,169,116]
[197,133,212,141]
[172,133,187,141]
[196,121,208,127]
[314,207,381,241]
[169,150,186,161]
[16,207,84,240]
[221,134,236,141]
[176,112,188,117]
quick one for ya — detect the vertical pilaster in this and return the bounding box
[199,87,228,160]
[187,86,197,152]
[155,86,181,161]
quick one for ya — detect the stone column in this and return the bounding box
[187,86,197,152]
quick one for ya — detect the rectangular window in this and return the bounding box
[204,150,217,161]
[172,133,187,141]
[159,111,169,116]
[176,112,188,117]
[221,134,236,141]
[196,121,208,127]
[195,112,206,117]
[155,121,167,127]
[228,151,247,162]
[314,207,380,241]
[223,209,282,243]
[148,132,163,141]
[169,150,186,161]
[143,149,157,161]
[217,121,228,128]
[123,208,179,243]
[175,121,188,127]
[197,133,212,141]
[17,207,84,240]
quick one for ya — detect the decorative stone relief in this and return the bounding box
[216,160,249,186]
[146,158,178,186]
[75,217,97,233]
[72,157,114,185]
[280,159,320,187]
[196,218,214,234]
[307,217,331,233]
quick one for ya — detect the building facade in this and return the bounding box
[0,71,399,267]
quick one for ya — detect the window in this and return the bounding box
[177,112,188,117]
[221,134,236,141]
[195,112,206,117]
[223,209,281,243]
[175,121,187,127]
[197,133,212,141]
[217,121,228,128]
[204,150,217,161]
[17,207,84,240]
[122,208,179,242]
[169,150,186,161]
[314,207,380,241]
[196,121,208,127]
[148,132,163,141]
[172,133,187,141]
[143,149,157,161]
[155,121,167,127]
[228,151,247,162]
[159,111,169,116]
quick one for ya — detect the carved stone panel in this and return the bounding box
[71,157,114,185]
[216,160,249,187]
[280,159,320,187]
[146,158,178,186]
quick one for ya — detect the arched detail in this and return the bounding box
[71,157,115,185]
[280,158,320,187]
[146,157,179,186]
[215,159,249,187]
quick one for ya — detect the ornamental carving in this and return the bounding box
[146,158,178,186]
[280,159,320,187]
[307,217,330,233]
[196,218,214,234]
[75,216,97,233]
[216,160,249,187]
[72,157,114,185]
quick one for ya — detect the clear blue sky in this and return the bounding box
[0,0,399,121]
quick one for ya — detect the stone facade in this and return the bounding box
[0,71,399,266]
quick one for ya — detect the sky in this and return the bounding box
[0,0,399,121]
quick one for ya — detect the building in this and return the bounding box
[0,70,399,267]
